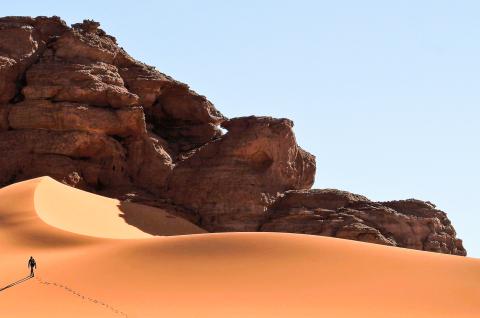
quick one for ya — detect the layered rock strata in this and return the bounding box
[0,16,466,255]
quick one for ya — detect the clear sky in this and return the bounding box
[4,1,479,257]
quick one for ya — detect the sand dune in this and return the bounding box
[0,177,479,317]
[35,177,206,238]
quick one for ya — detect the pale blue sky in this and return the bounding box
[4,1,479,257]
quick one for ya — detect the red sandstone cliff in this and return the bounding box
[0,16,466,255]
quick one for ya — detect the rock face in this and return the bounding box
[9,100,146,136]
[0,16,467,255]
[261,190,466,256]
[0,16,69,103]
[0,16,216,194]
[167,116,315,231]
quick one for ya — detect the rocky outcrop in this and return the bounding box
[0,16,467,255]
[261,189,466,255]
[0,129,127,186]
[167,116,315,231]
[381,199,465,254]
[0,16,68,103]
[0,16,221,195]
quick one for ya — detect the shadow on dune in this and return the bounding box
[0,275,32,292]
[117,201,205,236]
[118,201,175,235]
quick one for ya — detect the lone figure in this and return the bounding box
[28,256,37,277]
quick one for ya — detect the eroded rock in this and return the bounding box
[167,116,316,231]
[0,129,128,188]
[0,16,219,196]
[261,189,466,255]
[0,16,68,103]
[9,100,146,136]
[23,61,139,107]
[0,16,467,255]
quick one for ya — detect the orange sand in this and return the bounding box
[0,177,479,317]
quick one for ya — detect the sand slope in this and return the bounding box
[35,177,206,238]
[0,177,479,317]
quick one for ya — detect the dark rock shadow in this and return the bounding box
[117,201,206,236]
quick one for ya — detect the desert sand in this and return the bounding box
[0,177,478,318]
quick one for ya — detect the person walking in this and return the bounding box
[28,256,37,277]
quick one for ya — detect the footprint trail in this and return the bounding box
[35,277,129,317]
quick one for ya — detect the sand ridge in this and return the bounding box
[0,177,479,317]
[34,177,206,239]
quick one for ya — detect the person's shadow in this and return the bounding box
[0,275,33,292]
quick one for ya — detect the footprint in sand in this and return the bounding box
[36,278,128,317]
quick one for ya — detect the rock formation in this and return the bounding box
[262,190,466,255]
[167,116,316,232]
[0,16,466,255]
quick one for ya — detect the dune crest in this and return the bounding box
[0,177,205,242]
